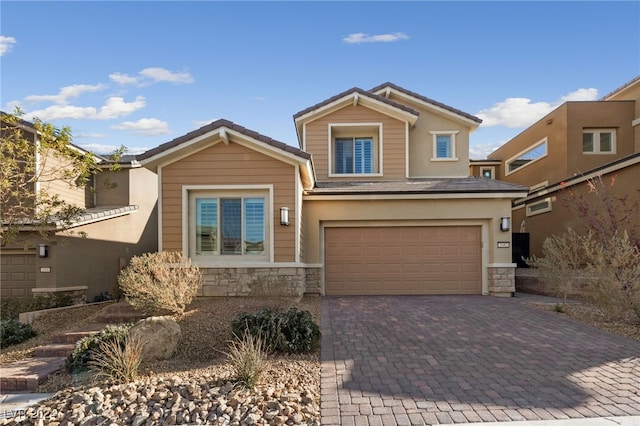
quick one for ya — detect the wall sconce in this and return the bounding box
[500,217,511,232]
[280,207,290,226]
[38,244,48,258]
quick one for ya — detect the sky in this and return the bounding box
[1,1,639,160]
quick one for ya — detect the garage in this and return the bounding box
[0,252,36,298]
[325,226,482,295]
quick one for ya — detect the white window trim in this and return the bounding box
[182,185,274,264]
[430,130,459,161]
[506,138,548,176]
[529,180,549,193]
[480,166,495,179]
[328,122,383,177]
[582,129,617,154]
[526,197,552,217]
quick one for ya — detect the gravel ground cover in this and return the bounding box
[1,296,321,425]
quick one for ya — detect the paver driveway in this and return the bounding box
[320,295,640,425]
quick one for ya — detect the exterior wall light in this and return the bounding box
[500,217,511,232]
[38,244,49,258]
[280,207,290,226]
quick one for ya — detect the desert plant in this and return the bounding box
[224,329,267,388]
[232,307,320,354]
[118,251,202,315]
[582,230,640,321]
[526,228,584,304]
[88,334,144,384]
[66,323,132,373]
[0,318,37,347]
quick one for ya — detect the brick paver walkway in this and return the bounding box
[320,296,640,425]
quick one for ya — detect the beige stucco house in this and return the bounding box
[471,76,640,259]
[139,83,527,297]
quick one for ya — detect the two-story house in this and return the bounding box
[1,114,158,301]
[472,76,640,259]
[138,83,527,297]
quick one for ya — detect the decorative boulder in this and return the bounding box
[129,316,181,361]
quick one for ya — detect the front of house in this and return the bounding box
[138,83,528,297]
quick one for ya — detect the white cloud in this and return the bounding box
[25,84,107,105]
[343,32,410,44]
[77,143,148,156]
[97,96,145,119]
[26,96,145,121]
[477,87,599,128]
[469,143,503,160]
[251,96,266,101]
[0,35,17,56]
[109,72,139,85]
[112,118,171,136]
[139,67,194,84]
[110,67,194,86]
[74,133,106,139]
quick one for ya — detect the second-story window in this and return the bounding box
[583,129,616,154]
[335,137,373,174]
[430,130,459,161]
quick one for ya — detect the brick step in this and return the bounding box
[33,344,75,358]
[51,323,108,344]
[0,357,66,392]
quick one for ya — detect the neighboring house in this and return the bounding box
[471,76,640,259]
[138,83,527,297]
[0,115,158,301]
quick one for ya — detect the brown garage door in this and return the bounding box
[0,252,36,298]
[325,226,481,295]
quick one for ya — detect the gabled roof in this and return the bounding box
[138,118,311,166]
[370,82,482,127]
[293,87,420,146]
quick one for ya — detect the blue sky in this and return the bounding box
[2,1,638,159]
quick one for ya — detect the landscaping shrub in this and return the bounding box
[88,334,144,384]
[66,323,132,373]
[224,330,267,388]
[232,307,320,354]
[118,251,201,315]
[1,293,74,320]
[0,318,37,347]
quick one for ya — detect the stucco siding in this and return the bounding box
[304,105,406,180]
[160,141,297,262]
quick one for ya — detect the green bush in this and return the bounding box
[66,323,132,373]
[231,308,320,354]
[0,319,37,347]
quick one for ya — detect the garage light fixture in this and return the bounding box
[280,207,290,226]
[500,217,511,232]
[38,244,48,258]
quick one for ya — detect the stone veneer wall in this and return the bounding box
[515,268,591,298]
[200,266,323,297]
[487,265,515,297]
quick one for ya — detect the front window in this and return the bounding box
[329,123,381,176]
[583,129,616,154]
[335,137,373,174]
[192,193,266,258]
[507,138,547,174]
